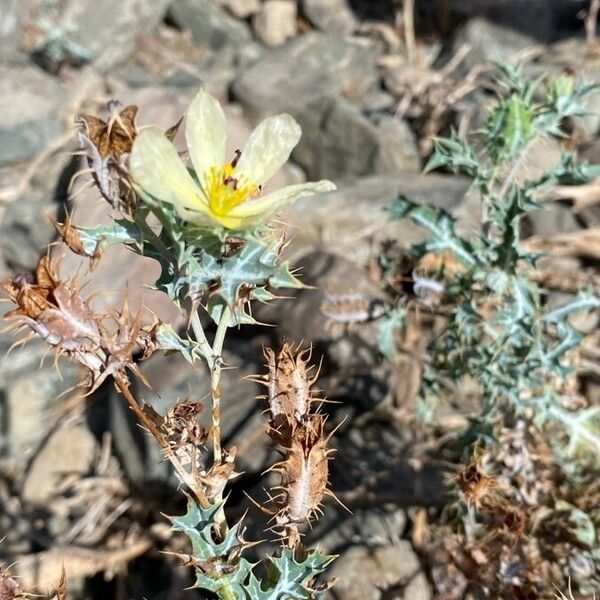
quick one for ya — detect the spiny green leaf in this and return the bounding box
[76,221,139,256]
[155,324,210,363]
[486,94,534,162]
[377,306,406,359]
[542,292,600,323]
[548,406,600,462]
[390,196,477,268]
[424,134,482,179]
[531,152,600,189]
[246,549,334,600]
[171,500,254,599]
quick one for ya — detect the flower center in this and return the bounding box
[204,162,258,216]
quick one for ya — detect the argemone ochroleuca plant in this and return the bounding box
[2,87,339,599]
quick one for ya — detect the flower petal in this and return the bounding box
[185,89,227,180]
[129,129,207,212]
[226,180,336,229]
[235,114,301,186]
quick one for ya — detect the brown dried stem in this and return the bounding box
[403,0,416,64]
[113,372,209,509]
[587,0,600,50]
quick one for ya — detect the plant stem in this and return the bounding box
[587,0,600,50]
[497,140,535,204]
[210,305,231,467]
[114,372,210,508]
[190,311,214,367]
[403,0,416,64]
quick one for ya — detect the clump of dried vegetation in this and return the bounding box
[366,64,600,598]
[1,89,337,598]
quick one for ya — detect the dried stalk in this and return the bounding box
[587,0,600,50]
[403,0,416,64]
[114,372,209,508]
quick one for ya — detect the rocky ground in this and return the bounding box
[1,1,599,599]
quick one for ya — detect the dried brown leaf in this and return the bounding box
[56,567,67,600]
[524,228,600,260]
[0,566,24,600]
[77,104,138,160]
[50,212,102,269]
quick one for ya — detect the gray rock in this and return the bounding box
[0,0,24,65]
[169,0,251,50]
[292,96,420,180]
[327,542,431,599]
[314,506,407,553]
[232,31,381,119]
[40,0,171,72]
[220,0,261,19]
[0,151,71,273]
[164,47,239,96]
[361,89,397,117]
[281,172,471,265]
[451,0,559,42]
[0,65,63,167]
[523,206,580,238]
[253,0,298,48]
[22,425,98,505]
[0,194,58,272]
[452,18,538,75]
[0,336,81,471]
[302,0,358,35]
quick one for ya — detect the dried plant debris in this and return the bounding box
[380,42,486,156]
[49,211,103,269]
[1,561,69,600]
[0,566,25,600]
[1,256,157,391]
[427,426,600,599]
[75,101,138,211]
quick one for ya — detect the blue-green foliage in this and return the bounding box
[81,197,302,327]
[382,65,600,460]
[172,500,334,600]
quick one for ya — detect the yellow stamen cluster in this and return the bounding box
[203,163,258,218]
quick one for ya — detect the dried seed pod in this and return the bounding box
[202,447,238,499]
[255,343,318,426]
[161,398,210,475]
[163,399,208,451]
[270,416,332,533]
[3,256,101,352]
[2,257,158,391]
[78,103,138,159]
[455,459,500,511]
[321,291,375,325]
[253,344,337,546]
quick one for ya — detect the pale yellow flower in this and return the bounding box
[129,89,336,230]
